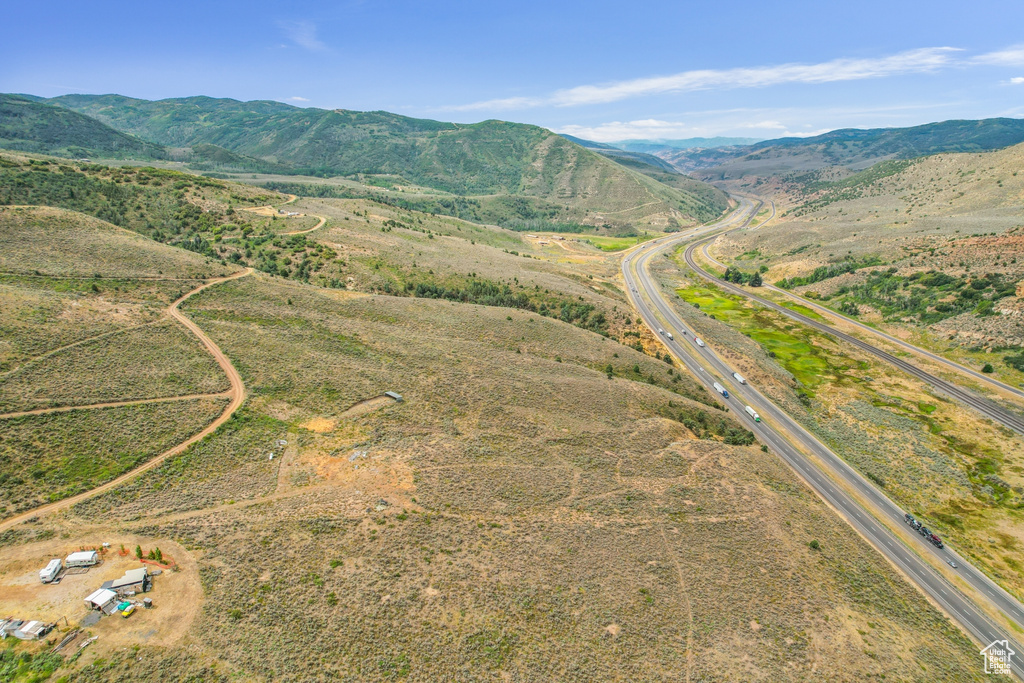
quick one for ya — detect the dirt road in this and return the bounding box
[0,269,252,532]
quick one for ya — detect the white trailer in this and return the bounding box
[694,338,705,348]
[39,559,62,583]
[65,550,99,568]
[732,372,746,384]
[713,382,729,398]
[666,332,674,340]
[745,405,761,422]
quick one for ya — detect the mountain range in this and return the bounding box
[0,94,731,228]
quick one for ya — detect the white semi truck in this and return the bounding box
[713,382,729,398]
[745,405,761,422]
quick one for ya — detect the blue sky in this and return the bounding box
[4,0,1024,141]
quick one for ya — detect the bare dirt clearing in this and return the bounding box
[0,534,200,656]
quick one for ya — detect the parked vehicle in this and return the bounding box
[39,559,62,584]
[122,604,136,618]
[732,372,747,385]
[694,338,705,348]
[744,405,761,422]
[713,382,729,398]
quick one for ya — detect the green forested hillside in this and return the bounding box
[683,117,1024,176]
[0,95,165,159]
[37,94,729,224]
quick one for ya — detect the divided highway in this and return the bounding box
[697,234,1024,405]
[623,202,1024,679]
[684,231,1024,435]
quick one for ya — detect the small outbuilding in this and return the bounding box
[12,620,52,640]
[0,619,22,639]
[384,391,403,402]
[65,550,99,568]
[84,588,119,614]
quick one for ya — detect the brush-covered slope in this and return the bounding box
[692,117,1024,178]
[0,202,989,681]
[0,95,166,160]
[715,141,1024,355]
[40,94,730,225]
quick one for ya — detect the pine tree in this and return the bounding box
[749,271,763,287]
[135,545,143,560]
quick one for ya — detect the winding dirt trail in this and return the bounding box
[227,194,326,239]
[0,269,252,533]
[281,214,326,236]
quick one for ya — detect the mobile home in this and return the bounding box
[65,550,99,568]
[39,559,62,583]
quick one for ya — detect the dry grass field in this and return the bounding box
[0,274,981,681]
[0,158,997,681]
[0,397,227,518]
[0,320,228,412]
[0,205,235,279]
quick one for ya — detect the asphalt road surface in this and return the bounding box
[623,202,1024,679]
[683,229,1024,435]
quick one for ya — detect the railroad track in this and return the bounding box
[683,224,1024,436]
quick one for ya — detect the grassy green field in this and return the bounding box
[581,234,657,252]
[676,283,837,388]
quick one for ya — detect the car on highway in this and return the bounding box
[693,338,705,348]
[658,328,665,335]
[947,559,958,569]
[666,332,673,340]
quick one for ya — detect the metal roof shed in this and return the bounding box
[384,391,403,402]
[85,588,118,611]
[65,550,99,567]
[13,620,51,640]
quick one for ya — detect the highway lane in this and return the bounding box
[684,230,1024,436]
[699,238,1024,403]
[622,203,1024,679]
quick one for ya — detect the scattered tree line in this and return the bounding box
[722,266,762,287]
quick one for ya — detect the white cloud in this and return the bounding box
[554,118,837,142]
[287,96,311,102]
[447,47,960,112]
[1011,77,1024,85]
[279,20,327,52]
[973,46,1024,66]
[557,119,697,141]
